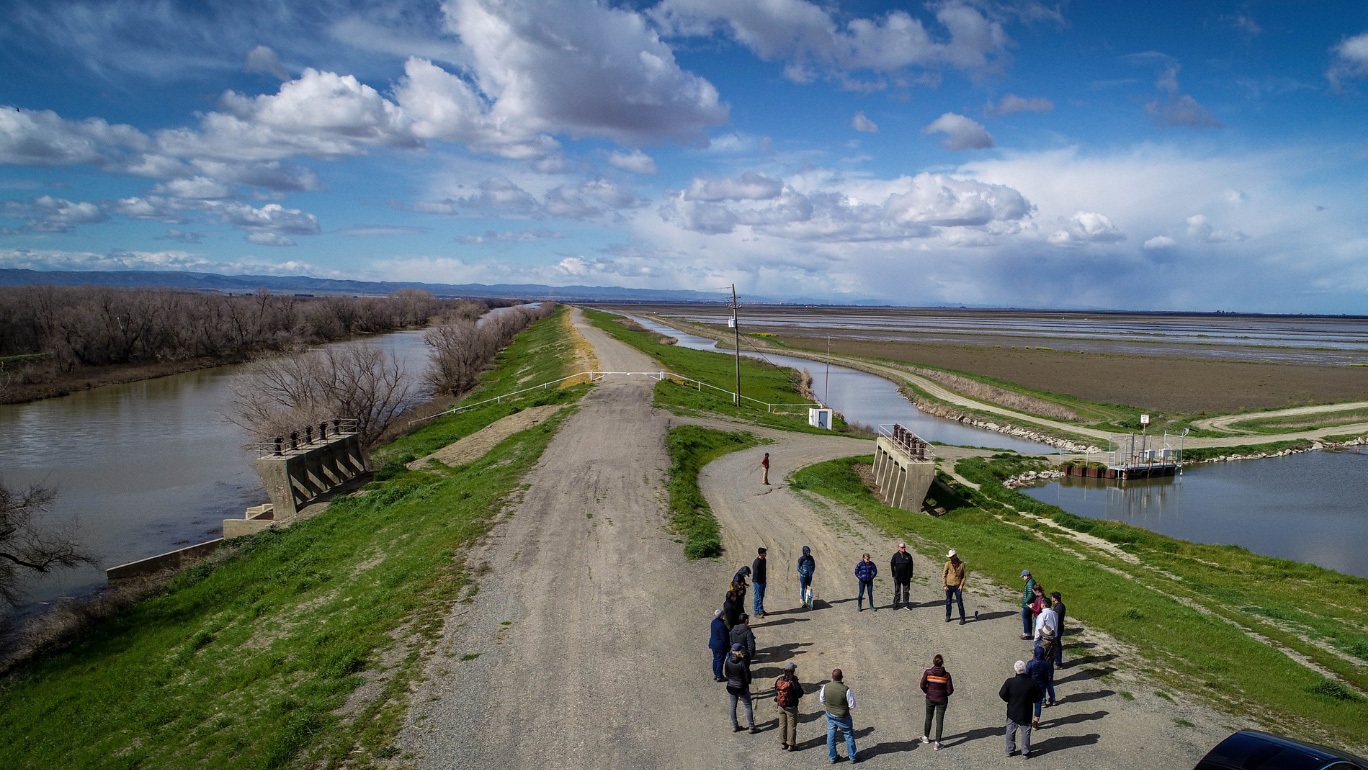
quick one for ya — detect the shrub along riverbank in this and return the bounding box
[790,453,1368,753]
[0,307,584,769]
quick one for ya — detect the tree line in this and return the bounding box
[0,285,495,380]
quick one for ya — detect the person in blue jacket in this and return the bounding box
[708,608,730,681]
[855,553,878,612]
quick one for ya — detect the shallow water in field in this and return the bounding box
[1022,451,1368,578]
[624,315,1052,454]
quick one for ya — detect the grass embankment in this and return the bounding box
[1180,439,1314,462]
[666,427,763,558]
[790,454,1368,752]
[1223,408,1368,435]
[0,308,583,769]
[583,309,852,435]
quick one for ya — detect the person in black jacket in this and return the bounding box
[723,589,742,631]
[729,613,757,668]
[724,644,757,733]
[1000,660,1043,758]
[1050,591,1066,668]
[752,547,768,618]
[890,542,914,608]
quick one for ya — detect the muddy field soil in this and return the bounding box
[775,335,1367,416]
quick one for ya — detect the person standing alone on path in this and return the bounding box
[820,668,858,763]
[1000,660,1043,758]
[761,452,770,485]
[854,553,877,612]
[774,662,804,751]
[1020,570,1038,639]
[919,654,954,750]
[890,542,914,608]
[752,548,768,618]
[942,550,967,624]
[797,546,816,608]
[724,644,757,734]
[708,609,729,681]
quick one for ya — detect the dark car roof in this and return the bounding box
[1195,730,1368,770]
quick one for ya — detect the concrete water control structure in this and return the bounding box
[226,419,368,538]
[872,423,936,512]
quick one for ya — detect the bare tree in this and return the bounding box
[0,482,96,608]
[423,320,491,395]
[230,341,416,448]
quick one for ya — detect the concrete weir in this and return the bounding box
[872,424,936,512]
[225,421,368,539]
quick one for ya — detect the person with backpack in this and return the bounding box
[774,662,805,751]
[797,546,816,608]
[708,608,729,682]
[919,653,954,750]
[724,644,757,734]
[854,553,878,612]
[890,542,914,608]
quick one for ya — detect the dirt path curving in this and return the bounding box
[1191,401,1368,434]
[395,308,1232,769]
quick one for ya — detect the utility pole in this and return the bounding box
[731,284,741,407]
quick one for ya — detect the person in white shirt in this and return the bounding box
[820,668,858,763]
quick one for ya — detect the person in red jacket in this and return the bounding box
[919,654,955,750]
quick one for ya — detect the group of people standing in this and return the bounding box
[706,538,1072,762]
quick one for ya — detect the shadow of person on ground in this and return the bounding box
[758,641,812,666]
[1042,709,1108,729]
[794,725,875,753]
[939,723,1006,748]
[1056,666,1116,685]
[1061,688,1115,704]
[972,610,1015,622]
[753,616,810,629]
[858,738,921,759]
[1030,732,1101,755]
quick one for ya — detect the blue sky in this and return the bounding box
[1,0,1366,312]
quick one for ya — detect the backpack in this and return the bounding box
[775,676,799,707]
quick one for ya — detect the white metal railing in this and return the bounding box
[878,423,934,460]
[410,370,824,425]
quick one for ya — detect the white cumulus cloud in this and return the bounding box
[987,94,1053,116]
[1143,235,1176,250]
[1048,211,1125,246]
[1327,31,1368,90]
[851,112,879,133]
[608,150,658,174]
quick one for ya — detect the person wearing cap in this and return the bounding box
[942,550,967,624]
[890,542,914,609]
[797,546,816,608]
[752,547,769,618]
[724,643,757,733]
[773,661,805,751]
[854,553,878,612]
[708,608,730,682]
[1000,659,1043,758]
[820,668,858,763]
[729,613,757,669]
[1019,570,1038,640]
[1050,591,1067,667]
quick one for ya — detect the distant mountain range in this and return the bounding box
[0,268,795,304]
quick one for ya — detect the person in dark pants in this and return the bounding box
[942,550,967,624]
[890,542,914,608]
[753,548,769,618]
[708,608,729,681]
[919,653,954,750]
[1026,646,1051,730]
[797,545,816,607]
[723,589,742,631]
[1000,660,1043,758]
[1020,570,1037,639]
[854,553,877,612]
[1050,591,1067,667]
[724,644,757,733]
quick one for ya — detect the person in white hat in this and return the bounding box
[942,549,967,624]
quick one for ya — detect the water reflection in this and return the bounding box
[625,315,1051,454]
[0,331,432,607]
[1023,452,1368,578]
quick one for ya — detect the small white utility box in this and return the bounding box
[808,408,833,430]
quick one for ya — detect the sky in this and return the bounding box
[1,1,1366,313]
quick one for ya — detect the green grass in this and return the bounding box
[666,426,763,558]
[1224,408,1368,434]
[790,454,1368,753]
[1179,439,1314,462]
[584,309,855,435]
[0,309,583,769]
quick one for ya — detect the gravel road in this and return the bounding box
[395,310,1234,769]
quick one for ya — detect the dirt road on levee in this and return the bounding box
[396,309,1231,769]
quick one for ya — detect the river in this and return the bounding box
[1022,450,1368,579]
[0,331,432,609]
